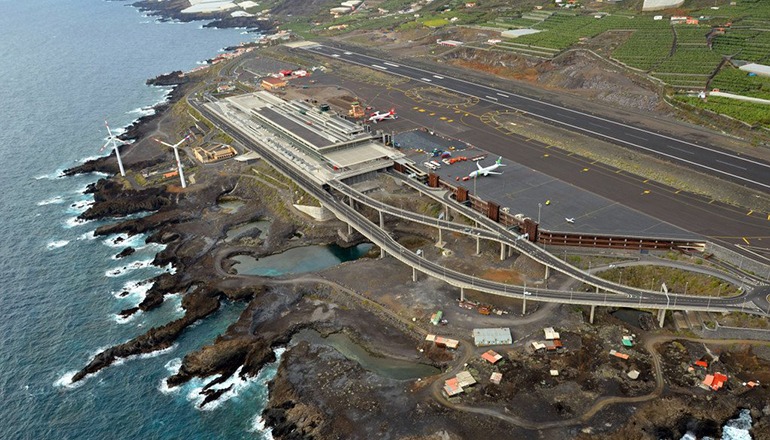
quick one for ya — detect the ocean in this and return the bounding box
[0,1,279,438]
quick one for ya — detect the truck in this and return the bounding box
[430,310,444,326]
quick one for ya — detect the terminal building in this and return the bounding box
[205,91,404,185]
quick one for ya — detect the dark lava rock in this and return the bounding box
[115,247,136,259]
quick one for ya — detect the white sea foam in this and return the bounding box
[37,196,64,206]
[79,155,103,164]
[54,371,86,389]
[64,216,91,228]
[128,106,156,117]
[249,415,274,439]
[67,200,94,214]
[47,240,69,250]
[113,310,141,324]
[34,170,66,180]
[113,279,155,300]
[722,409,752,440]
[103,233,145,249]
[77,231,96,241]
[104,259,154,277]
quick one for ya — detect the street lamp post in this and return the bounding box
[538,203,542,224]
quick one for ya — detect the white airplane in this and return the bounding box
[565,217,575,224]
[468,156,505,178]
[368,108,397,123]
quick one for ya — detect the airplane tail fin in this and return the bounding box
[389,108,395,115]
[496,156,505,166]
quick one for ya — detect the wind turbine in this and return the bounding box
[153,135,191,188]
[101,121,128,176]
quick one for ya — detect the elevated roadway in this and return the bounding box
[195,98,768,318]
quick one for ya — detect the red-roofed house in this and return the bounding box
[481,350,503,364]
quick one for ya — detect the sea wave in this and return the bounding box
[47,240,70,250]
[53,371,86,389]
[64,216,92,228]
[105,259,155,277]
[103,233,146,249]
[249,415,274,439]
[67,200,94,214]
[113,310,141,325]
[34,170,66,180]
[77,231,97,241]
[37,196,65,206]
[113,279,155,300]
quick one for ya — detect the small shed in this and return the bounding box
[609,349,629,360]
[456,371,477,388]
[550,369,559,377]
[481,350,503,364]
[544,327,560,340]
[443,377,463,396]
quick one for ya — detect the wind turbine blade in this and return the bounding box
[104,121,116,139]
[100,140,110,152]
[153,138,174,148]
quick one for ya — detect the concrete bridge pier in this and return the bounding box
[460,287,465,302]
[522,297,527,315]
[544,265,550,279]
[379,210,384,228]
[657,309,666,328]
[500,243,506,261]
[438,228,443,245]
[412,266,417,282]
[589,305,596,324]
[476,236,481,255]
[347,222,353,236]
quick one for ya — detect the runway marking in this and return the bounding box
[747,210,754,216]
[626,132,648,141]
[413,106,420,110]
[587,121,604,129]
[615,169,623,174]
[455,110,462,113]
[582,168,589,172]
[433,74,444,79]
[743,237,750,245]
[643,179,649,183]
[384,62,400,67]
[420,77,432,82]
[544,153,550,157]
[418,109,426,112]
[675,189,681,194]
[429,112,436,116]
[497,92,509,98]
[555,113,575,120]
[709,199,716,204]
[485,95,498,101]
[371,64,387,70]
[591,160,598,164]
[643,190,651,195]
[716,159,748,171]
[439,116,447,120]
[447,119,454,122]
[306,45,770,190]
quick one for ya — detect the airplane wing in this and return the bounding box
[487,171,503,175]
[476,162,483,170]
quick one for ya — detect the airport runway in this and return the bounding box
[289,46,770,253]
[303,44,770,192]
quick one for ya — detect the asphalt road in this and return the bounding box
[303,44,770,192]
[197,95,770,315]
[290,45,770,253]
